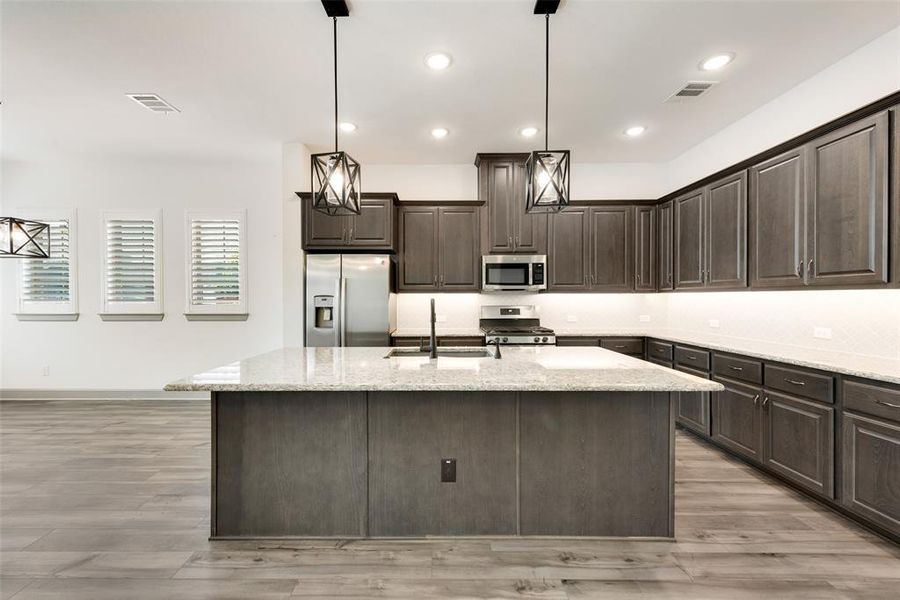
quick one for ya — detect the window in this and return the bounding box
[184,210,247,320]
[15,209,78,320]
[100,210,163,320]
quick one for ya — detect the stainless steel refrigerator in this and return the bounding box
[305,254,395,347]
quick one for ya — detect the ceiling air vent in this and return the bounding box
[666,81,717,102]
[126,93,180,113]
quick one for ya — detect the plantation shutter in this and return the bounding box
[190,219,241,306]
[21,219,70,303]
[105,218,157,303]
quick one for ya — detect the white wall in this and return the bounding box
[282,143,310,347]
[0,152,284,390]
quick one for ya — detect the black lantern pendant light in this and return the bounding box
[0,217,51,258]
[525,0,570,213]
[311,0,361,216]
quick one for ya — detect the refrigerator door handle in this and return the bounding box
[340,277,348,347]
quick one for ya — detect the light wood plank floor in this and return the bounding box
[1,399,898,599]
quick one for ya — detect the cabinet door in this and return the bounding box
[712,378,762,463]
[589,205,633,291]
[512,161,547,253]
[635,205,657,291]
[438,206,479,290]
[658,201,674,291]
[763,391,834,498]
[674,190,705,288]
[486,161,515,253]
[806,112,889,286]
[548,208,590,290]
[749,148,806,288]
[706,172,747,288]
[892,106,900,285]
[675,364,710,437]
[841,412,900,536]
[304,207,347,248]
[398,207,438,291]
[348,197,393,248]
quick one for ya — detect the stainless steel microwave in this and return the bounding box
[482,255,547,292]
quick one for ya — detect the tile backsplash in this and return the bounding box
[396,289,900,359]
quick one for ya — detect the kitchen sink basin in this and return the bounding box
[384,348,495,359]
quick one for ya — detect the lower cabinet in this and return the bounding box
[762,390,834,498]
[711,378,763,463]
[674,365,711,436]
[841,412,900,536]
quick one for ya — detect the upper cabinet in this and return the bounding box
[657,201,674,291]
[750,111,890,288]
[476,154,547,254]
[547,207,590,290]
[892,105,900,285]
[634,205,657,291]
[397,203,480,292]
[674,172,747,290]
[300,193,398,251]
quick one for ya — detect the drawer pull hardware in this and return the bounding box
[874,399,900,409]
[753,394,760,406]
[762,396,770,409]
[784,378,806,386]
[687,355,697,360]
[614,345,626,349]
[729,365,743,372]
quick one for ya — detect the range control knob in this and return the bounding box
[542,337,548,342]
[533,336,540,343]
[502,337,508,343]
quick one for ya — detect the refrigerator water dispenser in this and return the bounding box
[313,296,335,329]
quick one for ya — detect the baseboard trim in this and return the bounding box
[0,389,208,401]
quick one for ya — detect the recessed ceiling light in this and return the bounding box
[424,52,452,71]
[430,127,449,139]
[624,125,646,137]
[699,53,735,71]
[519,126,539,138]
[339,122,357,133]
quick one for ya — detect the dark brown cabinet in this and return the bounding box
[547,207,590,290]
[476,154,546,254]
[657,200,674,290]
[892,105,900,284]
[841,411,900,536]
[398,204,480,292]
[300,193,398,251]
[674,364,711,436]
[589,205,634,291]
[634,205,657,291]
[806,112,889,286]
[712,378,762,463]
[762,390,834,498]
[674,173,747,290]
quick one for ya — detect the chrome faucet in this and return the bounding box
[429,298,438,359]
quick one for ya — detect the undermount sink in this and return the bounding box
[384,348,495,359]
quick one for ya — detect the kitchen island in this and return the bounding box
[166,346,721,539]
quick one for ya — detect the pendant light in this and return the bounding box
[311,0,361,216]
[0,217,51,258]
[525,0,570,213]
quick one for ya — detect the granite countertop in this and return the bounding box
[164,346,723,393]
[390,328,899,385]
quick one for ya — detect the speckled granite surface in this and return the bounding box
[390,329,900,385]
[164,346,723,393]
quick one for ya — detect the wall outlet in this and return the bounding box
[708,319,720,329]
[42,365,50,377]
[566,315,578,323]
[813,327,833,340]
[639,314,651,323]
[436,315,447,323]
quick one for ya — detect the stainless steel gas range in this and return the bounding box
[479,305,556,345]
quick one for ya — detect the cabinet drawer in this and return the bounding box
[674,346,710,371]
[843,379,900,424]
[392,336,425,347]
[647,340,673,361]
[765,364,834,404]
[438,336,485,347]
[555,336,600,347]
[600,337,644,356]
[712,353,763,385]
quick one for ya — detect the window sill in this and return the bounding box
[15,313,80,322]
[99,313,164,322]
[184,313,249,322]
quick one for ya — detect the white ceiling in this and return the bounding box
[2,0,899,164]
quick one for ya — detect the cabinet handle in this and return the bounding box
[797,261,803,277]
[515,235,519,246]
[807,259,814,277]
[348,227,353,241]
[687,354,697,360]
[753,394,760,406]
[784,378,806,387]
[762,396,770,409]
[875,399,900,409]
[440,274,444,285]
[433,275,437,285]
[508,236,512,246]
[614,344,626,349]
[729,365,743,372]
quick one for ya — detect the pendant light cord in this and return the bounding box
[544,13,549,152]
[333,16,339,153]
